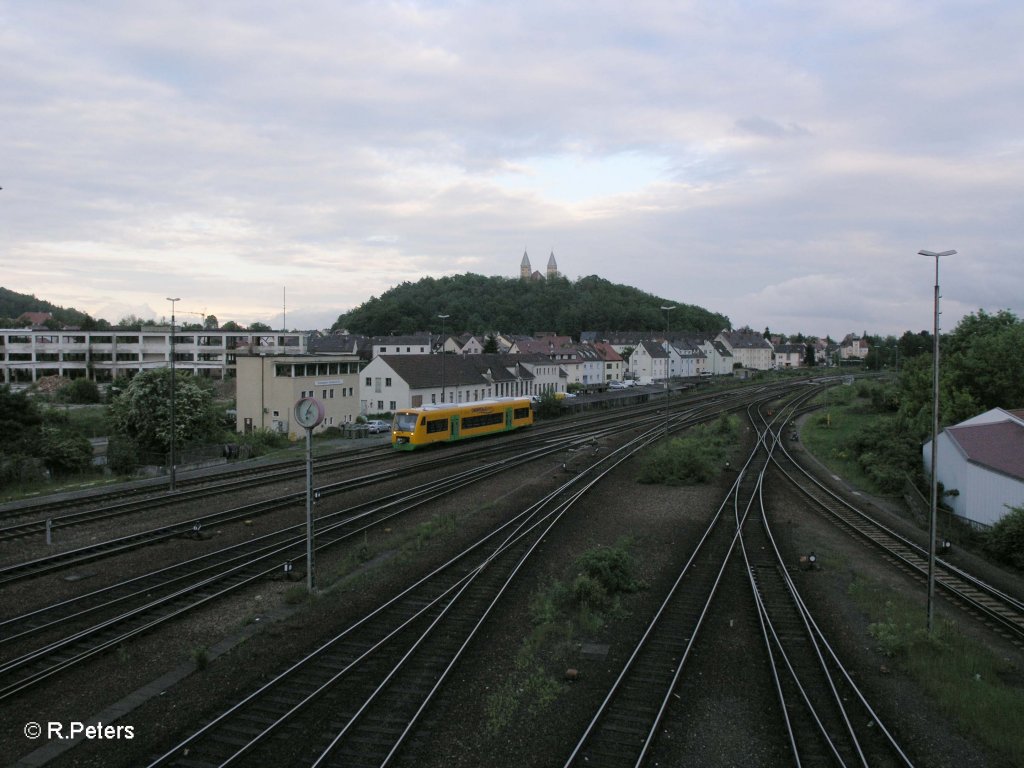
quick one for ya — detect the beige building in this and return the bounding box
[235,352,364,439]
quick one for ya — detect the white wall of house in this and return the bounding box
[925,432,1024,527]
[359,357,414,414]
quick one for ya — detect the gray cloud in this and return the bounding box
[1,1,1022,336]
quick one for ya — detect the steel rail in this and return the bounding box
[770,422,1024,642]
[145,395,742,768]
[743,400,913,766]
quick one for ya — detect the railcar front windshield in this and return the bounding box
[394,412,419,432]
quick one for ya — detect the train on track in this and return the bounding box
[391,397,534,450]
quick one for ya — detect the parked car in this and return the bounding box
[366,419,391,433]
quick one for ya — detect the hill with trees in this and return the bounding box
[0,287,107,329]
[331,274,730,337]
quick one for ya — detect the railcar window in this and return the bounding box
[513,407,531,420]
[395,413,419,431]
[426,418,449,434]
[462,412,504,430]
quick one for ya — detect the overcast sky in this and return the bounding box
[2,1,1022,339]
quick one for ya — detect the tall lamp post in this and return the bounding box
[166,297,180,491]
[438,313,450,404]
[661,305,675,437]
[919,248,956,633]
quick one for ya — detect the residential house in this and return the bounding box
[667,336,708,378]
[358,353,565,412]
[716,329,774,371]
[591,342,625,384]
[923,408,1024,528]
[370,334,432,357]
[629,340,669,384]
[839,334,870,362]
[773,343,805,369]
[700,340,734,375]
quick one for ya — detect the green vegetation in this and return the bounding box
[0,385,97,490]
[849,577,1024,762]
[190,646,210,670]
[986,505,1024,569]
[484,538,645,734]
[800,382,918,496]
[804,309,1024,505]
[0,286,108,329]
[237,427,290,457]
[108,368,221,454]
[637,414,739,486]
[332,273,728,338]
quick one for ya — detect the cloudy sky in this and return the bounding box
[2,1,1022,338]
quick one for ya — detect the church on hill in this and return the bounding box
[520,250,559,281]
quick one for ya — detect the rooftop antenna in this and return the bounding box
[283,286,287,331]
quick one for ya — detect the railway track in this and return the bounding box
[771,426,1024,645]
[2,394,763,704]
[741,401,911,767]
[0,379,796,549]
[143,395,742,768]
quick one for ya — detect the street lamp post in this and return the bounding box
[661,305,675,437]
[166,297,180,491]
[438,314,450,404]
[919,248,956,633]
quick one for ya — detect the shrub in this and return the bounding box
[985,505,1024,569]
[106,436,139,476]
[237,428,289,457]
[574,540,644,595]
[58,378,101,404]
[39,428,92,476]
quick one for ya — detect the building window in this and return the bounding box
[365,376,372,387]
[389,401,396,411]
[385,377,392,387]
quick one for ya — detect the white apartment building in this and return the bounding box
[0,327,307,384]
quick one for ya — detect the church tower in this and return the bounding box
[546,250,558,279]
[520,250,531,279]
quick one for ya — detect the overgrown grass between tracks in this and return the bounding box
[849,577,1024,762]
[636,414,740,486]
[484,538,646,735]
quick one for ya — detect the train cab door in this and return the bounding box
[450,415,460,439]
[505,407,513,430]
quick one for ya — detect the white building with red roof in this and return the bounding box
[924,408,1024,527]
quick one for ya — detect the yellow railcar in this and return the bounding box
[391,398,533,450]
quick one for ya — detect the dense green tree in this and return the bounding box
[803,344,816,367]
[0,386,43,454]
[943,310,1024,412]
[38,428,92,476]
[249,321,272,331]
[58,378,101,404]
[331,273,729,337]
[204,314,219,329]
[898,310,1024,441]
[109,368,220,453]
